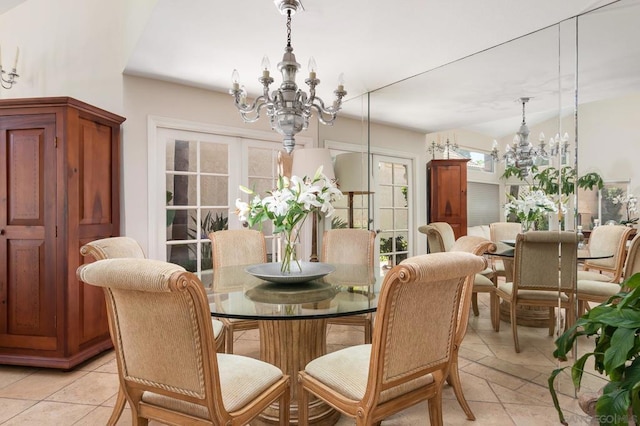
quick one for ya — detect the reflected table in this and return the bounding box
[492,242,613,327]
[207,263,381,426]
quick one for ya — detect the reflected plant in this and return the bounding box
[380,235,408,266]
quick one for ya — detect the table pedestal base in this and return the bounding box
[255,319,341,426]
[499,302,553,328]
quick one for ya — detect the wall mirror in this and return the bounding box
[318,0,640,420]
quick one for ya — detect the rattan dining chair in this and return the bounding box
[418,222,456,253]
[447,236,495,420]
[577,233,640,313]
[419,222,498,323]
[298,252,486,426]
[321,228,376,344]
[494,231,578,353]
[77,258,290,426]
[577,224,634,283]
[209,229,266,353]
[489,221,523,279]
[80,236,226,426]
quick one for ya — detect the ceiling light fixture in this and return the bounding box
[229,0,347,153]
[490,97,549,176]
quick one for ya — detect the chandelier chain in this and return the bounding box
[286,10,292,48]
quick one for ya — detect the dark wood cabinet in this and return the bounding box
[427,159,469,240]
[0,97,125,369]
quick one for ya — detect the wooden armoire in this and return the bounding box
[427,159,469,240]
[0,97,125,369]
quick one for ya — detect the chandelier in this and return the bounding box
[490,97,551,176]
[229,0,347,153]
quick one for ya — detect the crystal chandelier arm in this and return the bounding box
[231,93,272,123]
[305,87,347,125]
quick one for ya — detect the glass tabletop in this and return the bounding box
[493,246,613,260]
[206,263,382,320]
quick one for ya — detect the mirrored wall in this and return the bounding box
[318,0,639,420]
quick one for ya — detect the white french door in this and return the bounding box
[372,154,413,271]
[150,125,284,286]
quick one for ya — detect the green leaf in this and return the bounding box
[548,367,569,425]
[571,352,593,391]
[596,385,631,425]
[605,328,636,373]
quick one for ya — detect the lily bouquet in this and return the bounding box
[235,166,342,273]
[611,192,638,225]
[504,189,558,231]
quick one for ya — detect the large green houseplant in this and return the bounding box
[548,272,640,425]
[502,164,604,197]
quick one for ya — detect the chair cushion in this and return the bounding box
[304,344,434,403]
[473,274,495,289]
[212,319,224,339]
[142,353,284,414]
[577,280,622,297]
[479,267,495,277]
[577,270,614,282]
[493,260,505,273]
[497,282,569,302]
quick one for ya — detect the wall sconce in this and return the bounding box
[0,46,19,89]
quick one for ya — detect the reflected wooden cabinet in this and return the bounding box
[427,159,469,240]
[0,97,125,368]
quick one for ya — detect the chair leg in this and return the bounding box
[493,295,501,332]
[364,313,373,344]
[298,383,309,426]
[548,307,555,336]
[471,292,480,317]
[510,302,520,353]
[225,326,234,354]
[427,391,444,426]
[448,349,475,420]
[278,383,290,426]
[489,292,498,331]
[107,388,126,426]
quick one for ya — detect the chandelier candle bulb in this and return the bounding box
[13,47,18,69]
[231,69,240,91]
[308,57,317,80]
[261,55,271,78]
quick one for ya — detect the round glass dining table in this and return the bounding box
[206,263,382,426]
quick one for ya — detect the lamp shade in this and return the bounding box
[291,148,335,180]
[334,152,372,194]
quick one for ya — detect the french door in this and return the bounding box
[152,126,283,286]
[372,154,412,271]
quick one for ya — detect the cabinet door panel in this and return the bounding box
[0,116,57,350]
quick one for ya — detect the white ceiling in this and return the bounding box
[123,0,639,137]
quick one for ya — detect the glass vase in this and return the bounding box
[279,230,301,274]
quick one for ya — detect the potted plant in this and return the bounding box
[548,272,640,425]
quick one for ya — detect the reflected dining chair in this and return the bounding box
[210,229,266,353]
[489,221,523,279]
[577,224,634,283]
[447,236,495,420]
[298,252,486,426]
[77,258,290,426]
[80,236,226,425]
[577,233,640,313]
[494,231,578,353]
[418,222,456,253]
[321,228,376,344]
[419,222,497,323]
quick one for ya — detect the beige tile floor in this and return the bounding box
[0,292,605,425]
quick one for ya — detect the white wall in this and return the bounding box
[578,92,640,196]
